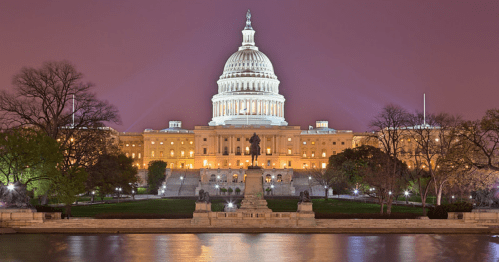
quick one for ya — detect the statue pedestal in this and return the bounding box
[191,201,211,226]
[297,202,316,226]
[238,168,271,212]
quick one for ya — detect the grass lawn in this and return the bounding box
[69,198,424,218]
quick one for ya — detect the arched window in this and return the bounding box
[236,146,241,155]
[265,174,272,183]
[277,174,282,182]
[209,174,216,182]
[232,174,238,183]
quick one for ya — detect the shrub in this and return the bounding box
[235,188,241,192]
[228,188,233,193]
[266,187,271,192]
[220,188,227,192]
[427,205,448,219]
[443,202,473,212]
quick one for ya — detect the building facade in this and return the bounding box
[118,11,365,195]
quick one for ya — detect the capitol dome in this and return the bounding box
[209,10,287,126]
[220,49,276,79]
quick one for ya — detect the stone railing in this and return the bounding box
[0,209,61,227]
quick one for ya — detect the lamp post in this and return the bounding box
[354,189,358,198]
[404,191,409,204]
[271,184,275,196]
[115,187,122,203]
[91,191,95,203]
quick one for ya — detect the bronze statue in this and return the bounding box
[299,190,311,203]
[197,189,210,203]
[249,133,260,166]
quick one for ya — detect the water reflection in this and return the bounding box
[1,234,499,261]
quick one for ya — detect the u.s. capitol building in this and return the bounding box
[118,11,369,196]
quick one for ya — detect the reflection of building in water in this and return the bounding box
[118,11,367,196]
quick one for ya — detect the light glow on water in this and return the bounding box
[2,234,499,262]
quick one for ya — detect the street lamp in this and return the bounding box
[7,184,14,191]
[404,191,409,204]
[354,189,358,198]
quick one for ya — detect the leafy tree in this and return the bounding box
[308,165,349,200]
[87,153,139,197]
[147,160,167,194]
[336,146,408,214]
[0,128,62,205]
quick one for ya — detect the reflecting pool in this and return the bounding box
[1,234,499,261]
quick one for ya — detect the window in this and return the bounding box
[181,141,184,145]
[246,138,249,141]
[170,149,174,157]
[132,144,135,147]
[266,147,271,155]
[245,147,250,155]
[237,160,240,166]
[160,151,164,157]
[237,137,240,141]
[203,148,207,154]
[224,138,228,141]
[341,142,345,145]
[232,174,238,183]
[151,151,154,157]
[190,141,193,144]
[210,175,216,182]
[267,137,271,141]
[160,142,163,145]
[151,141,155,145]
[277,174,282,182]
[223,147,228,155]
[126,144,129,147]
[322,150,326,158]
[171,141,174,145]
[180,163,185,168]
[288,137,292,142]
[203,160,208,167]
[126,153,129,157]
[265,174,272,183]
[333,151,337,155]
[333,142,336,145]
[189,151,194,157]
[322,163,326,169]
[311,151,315,157]
[138,153,141,159]
[288,161,292,167]
[303,152,307,157]
[287,148,292,154]
[311,141,315,145]
[181,151,185,157]
[303,141,307,145]
[203,138,207,141]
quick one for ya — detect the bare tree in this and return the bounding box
[406,112,463,205]
[460,109,499,171]
[369,104,410,213]
[0,61,120,214]
[307,166,346,200]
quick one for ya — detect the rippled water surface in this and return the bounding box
[2,234,499,261]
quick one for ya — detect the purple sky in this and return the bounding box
[1,1,498,132]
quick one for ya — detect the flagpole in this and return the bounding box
[72,94,75,128]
